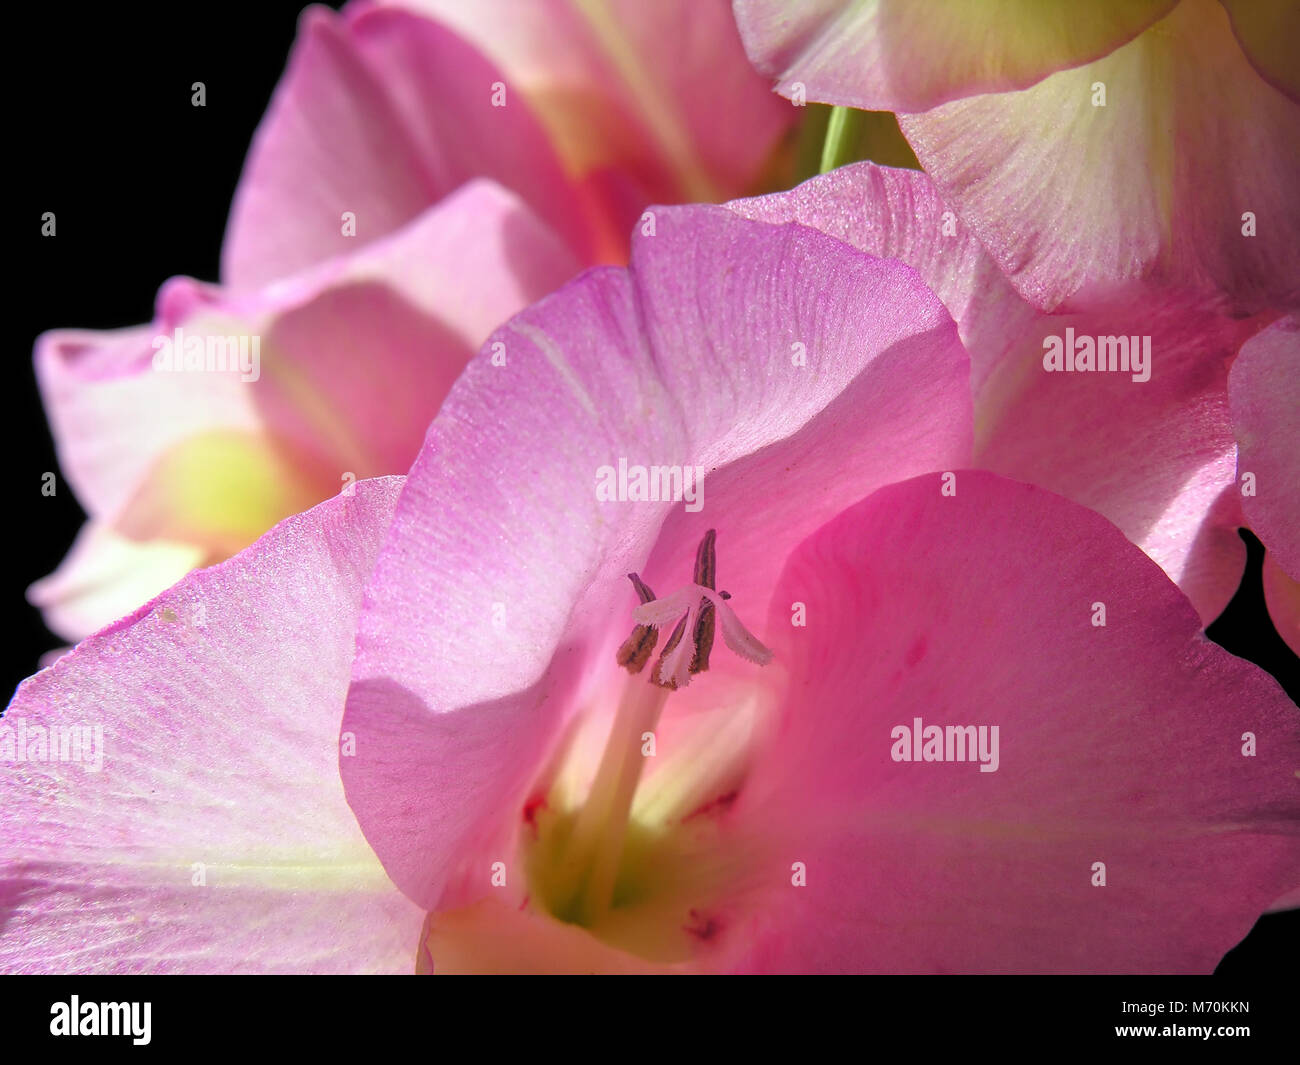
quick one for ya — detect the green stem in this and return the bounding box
[819,105,864,174]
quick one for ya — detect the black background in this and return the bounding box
[10,1,1297,977]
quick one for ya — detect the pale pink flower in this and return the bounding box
[8,208,1293,973]
[31,0,793,640]
[734,0,1300,313]
[730,161,1291,637]
[32,183,577,639]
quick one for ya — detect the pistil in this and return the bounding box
[562,677,670,925]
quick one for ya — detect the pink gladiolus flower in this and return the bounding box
[730,161,1287,634]
[9,209,1290,974]
[31,183,579,640]
[734,0,1300,313]
[226,0,796,282]
[31,0,793,642]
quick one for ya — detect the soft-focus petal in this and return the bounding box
[342,5,599,263]
[223,4,616,282]
[38,183,576,638]
[1230,315,1300,581]
[45,182,572,527]
[733,471,1300,973]
[221,6,439,288]
[1219,0,1300,103]
[734,0,1176,112]
[392,0,794,210]
[1,479,421,974]
[26,523,204,644]
[899,0,1300,314]
[419,899,683,974]
[34,323,258,523]
[342,206,971,910]
[973,288,1258,626]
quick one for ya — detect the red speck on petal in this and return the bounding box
[685,908,722,941]
[522,795,548,834]
[905,635,928,667]
[681,789,739,823]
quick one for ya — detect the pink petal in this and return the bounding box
[734,0,1176,112]
[343,5,599,263]
[1230,315,1300,581]
[390,0,794,211]
[341,205,972,910]
[900,0,1300,314]
[731,163,1257,624]
[726,161,1036,400]
[221,7,440,289]
[223,5,605,282]
[973,288,1259,626]
[732,471,1300,973]
[35,322,258,523]
[235,181,579,489]
[2,479,423,974]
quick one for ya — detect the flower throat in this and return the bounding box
[527,530,773,936]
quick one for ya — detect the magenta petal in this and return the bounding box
[736,471,1300,973]
[2,480,422,973]
[1230,316,1300,582]
[341,206,972,910]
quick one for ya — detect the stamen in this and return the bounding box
[627,529,773,689]
[556,530,773,926]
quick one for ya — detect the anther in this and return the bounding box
[689,529,717,676]
[616,573,659,674]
